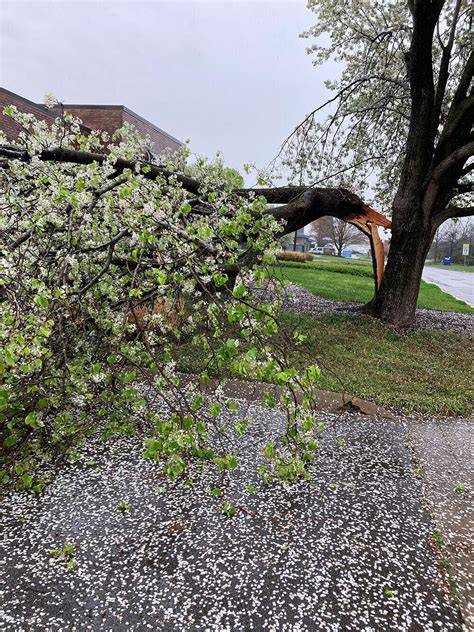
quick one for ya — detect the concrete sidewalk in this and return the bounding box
[407,419,473,629]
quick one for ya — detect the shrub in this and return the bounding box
[277,260,374,277]
[277,251,313,263]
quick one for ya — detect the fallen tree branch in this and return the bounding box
[0,143,392,287]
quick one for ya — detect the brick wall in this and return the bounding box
[0,87,56,142]
[0,88,182,158]
[123,108,181,155]
[58,105,181,155]
[56,106,124,139]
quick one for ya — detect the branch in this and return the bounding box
[257,187,391,236]
[274,74,407,162]
[0,143,391,243]
[436,94,474,159]
[431,141,474,183]
[447,51,474,116]
[427,141,474,214]
[460,163,474,177]
[0,144,202,195]
[450,182,474,198]
[76,243,116,296]
[438,204,474,223]
[433,0,462,128]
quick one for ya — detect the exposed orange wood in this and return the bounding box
[342,206,391,291]
[370,221,385,290]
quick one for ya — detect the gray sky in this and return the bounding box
[0,0,335,175]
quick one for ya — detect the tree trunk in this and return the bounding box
[369,211,433,327]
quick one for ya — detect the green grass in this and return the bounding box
[311,254,372,266]
[171,261,472,416]
[281,312,473,416]
[173,311,473,416]
[276,264,473,313]
[425,261,474,272]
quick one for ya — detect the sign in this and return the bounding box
[342,249,352,258]
[462,243,470,256]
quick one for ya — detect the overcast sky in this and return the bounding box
[0,0,335,175]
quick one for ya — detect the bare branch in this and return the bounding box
[433,0,463,127]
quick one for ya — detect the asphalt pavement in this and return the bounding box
[1,406,467,631]
[422,267,474,307]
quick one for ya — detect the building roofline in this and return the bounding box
[52,103,123,111]
[122,105,181,145]
[52,103,181,145]
[0,86,54,116]
[0,87,182,147]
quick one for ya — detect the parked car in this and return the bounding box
[310,246,336,256]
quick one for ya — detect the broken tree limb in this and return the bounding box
[0,144,392,288]
[243,187,392,290]
[0,144,202,194]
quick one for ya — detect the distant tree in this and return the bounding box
[443,218,464,257]
[280,232,296,250]
[309,216,332,247]
[431,226,443,263]
[310,216,367,256]
[429,216,473,261]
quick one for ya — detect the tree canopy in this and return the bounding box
[274,0,473,327]
[281,0,472,215]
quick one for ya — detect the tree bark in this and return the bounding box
[369,212,433,327]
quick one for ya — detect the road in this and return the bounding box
[422,266,474,306]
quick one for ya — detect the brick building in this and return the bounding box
[0,87,181,157]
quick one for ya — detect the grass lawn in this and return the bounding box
[310,254,372,266]
[425,261,474,272]
[275,263,473,313]
[172,262,472,415]
[281,312,473,416]
[173,311,473,416]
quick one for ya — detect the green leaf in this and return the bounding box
[222,502,237,517]
[264,443,276,459]
[18,473,33,490]
[34,294,49,308]
[232,285,246,299]
[191,394,204,411]
[25,412,44,429]
[226,400,239,412]
[209,402,221,417]
[4,434,17,448]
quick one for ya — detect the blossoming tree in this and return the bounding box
[1,106,328,494]
[282,0,473,326]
